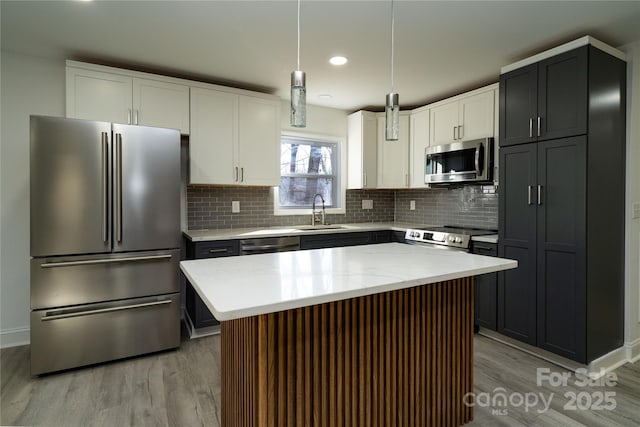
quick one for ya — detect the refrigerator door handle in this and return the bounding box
[41,299,172,321]
[101,132,109,243]
[40,254,172,268]
[115,133,123,243]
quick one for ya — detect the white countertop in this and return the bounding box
[183,222,423,241]
[471,234,499,244]
[180,242,516,321]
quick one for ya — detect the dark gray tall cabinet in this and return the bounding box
[498,40,626,363]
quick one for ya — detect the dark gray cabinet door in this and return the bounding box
[537,47,588,141]
[185,240,240,329]
[500,46,588,147]
[498,144,537,345]
[472,242,498,330]
[499,64,537,147]
[536,137,586,362]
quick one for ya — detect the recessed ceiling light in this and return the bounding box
[329,56,348,66]
[318,94,333,99]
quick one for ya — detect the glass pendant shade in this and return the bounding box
[385,92,399,141]
[290,70,306,128]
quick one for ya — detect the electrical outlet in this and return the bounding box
[362,199,373,210]
[232,201,240,213]
[633,202,640,219]
[410,200,416,211]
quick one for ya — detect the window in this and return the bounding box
[276,135,343,213]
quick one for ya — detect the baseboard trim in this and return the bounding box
[184,311,220,339]
[587,346,628,378]
[625,337,640,363]
[0,326,30,348]
[478,328,629,378]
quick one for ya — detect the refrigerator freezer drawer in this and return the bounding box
[30,293,180,375]
[31,249,180,309]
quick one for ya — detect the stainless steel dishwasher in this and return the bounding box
[239,236,301,255]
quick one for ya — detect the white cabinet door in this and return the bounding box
[189,87,237,185]
[347,111,378,189]
[66,68,132,125]
[133,79,190,134]
[429,100,459,146]
[237,96,280,186]
[377,114,409,189]
[409,109,429,188]
[459,90,495,141]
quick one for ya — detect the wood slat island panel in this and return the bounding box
[221,277,474,426]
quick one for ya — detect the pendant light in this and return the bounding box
[385,0,399,141]
[290,0,306,127]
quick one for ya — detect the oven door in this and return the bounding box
[425,138,492,184]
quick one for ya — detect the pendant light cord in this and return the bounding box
[297,0,301,71]
[390,0,395,93]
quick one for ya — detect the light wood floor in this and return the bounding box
[2,327,639,426]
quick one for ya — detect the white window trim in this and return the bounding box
[274,131,347,216]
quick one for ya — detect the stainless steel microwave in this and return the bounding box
[425,138,493,184]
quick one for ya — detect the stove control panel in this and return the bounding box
[404,228,470,249]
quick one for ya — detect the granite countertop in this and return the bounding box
[183,222,425,242]
[179,242,516,321]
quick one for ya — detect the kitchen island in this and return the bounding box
[180,242,516,426]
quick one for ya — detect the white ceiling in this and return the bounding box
[2,1,640,112]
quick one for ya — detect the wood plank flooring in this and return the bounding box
[2,326,639,426]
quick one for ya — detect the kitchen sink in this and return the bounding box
[293,225,348,231]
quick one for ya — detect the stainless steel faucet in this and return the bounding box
[312,193,326,226]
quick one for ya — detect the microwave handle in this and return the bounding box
[475,145,481,175]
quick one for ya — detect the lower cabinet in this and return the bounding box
[184,230,394,332]
[471,241,498,331]
[184,239,240,329]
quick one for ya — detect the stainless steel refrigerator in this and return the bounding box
[29,115,181,375]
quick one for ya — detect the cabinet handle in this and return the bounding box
[458,125,463,140]
[235,166,239,182]
[527,185,532,205]
[135,110,139,125]
[241,167,244,182]
[537,117,541,137]
[537,185,542,205]
[454,126,458,140]
[127,109,132,125]
[209,248,228,254]
[529,118,533,138]
[474,245,494,252]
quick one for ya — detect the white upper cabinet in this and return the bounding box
[66,68,132,125]
[189,87,280,186]
[132,79,190,133]
[429,84,497,146]
[189,87,238,185]
[347,111,378,189]
[237,96,280,186]
[409,108,429,188]
[66,61,190,134]
[377,113,410,189]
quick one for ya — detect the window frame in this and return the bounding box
[273,131,346,216]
